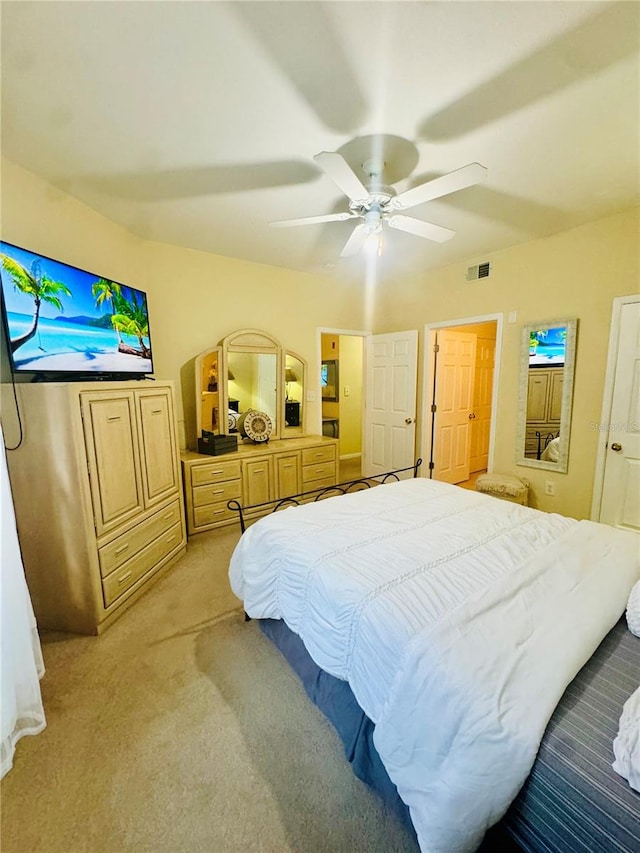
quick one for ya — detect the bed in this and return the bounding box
[228,477,640,852]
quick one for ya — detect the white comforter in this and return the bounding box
[229,478,640,852]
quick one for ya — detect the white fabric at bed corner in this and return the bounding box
[613,685,640,792]
[626,580,640,637]
[1,424,46,778]
[229,478,640,853]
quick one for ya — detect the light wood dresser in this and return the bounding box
[6,380,186,634]
[181,435,339,535]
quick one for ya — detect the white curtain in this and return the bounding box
[1,422,46,778]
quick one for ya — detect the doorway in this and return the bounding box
[423,315,502,488]
[319,329,367,481]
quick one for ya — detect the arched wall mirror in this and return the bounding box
[194,329,307,443]
[516,318,578,473]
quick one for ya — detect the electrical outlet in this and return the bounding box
[544,481,556,496]
[508,311,517,323]
[306,390,316,402]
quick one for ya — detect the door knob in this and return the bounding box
[611,443,623,452]
[468,413,476,420]
[405,417,414,424]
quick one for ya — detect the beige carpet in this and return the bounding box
[1,526,418,853]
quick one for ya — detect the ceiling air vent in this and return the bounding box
[466,261,491,281]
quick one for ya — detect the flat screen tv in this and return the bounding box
[0,241,153,380]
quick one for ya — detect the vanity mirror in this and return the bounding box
[516,318,578,473]
[194,329,307,443]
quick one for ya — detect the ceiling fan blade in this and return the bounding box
[387,215,455,243]
[271,212,355,228]
[340,224,368,258]
[391,163,487,211]
[314,152,370,203]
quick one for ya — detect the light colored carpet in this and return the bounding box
[1,526,418,853]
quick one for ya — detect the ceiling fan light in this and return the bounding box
[363,207,383,235]
[364,232,383,257]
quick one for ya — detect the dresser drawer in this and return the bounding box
[194,501,240,528]
[303,476,337,494]
[302,460,336,484]
[302,445,336,466]
[102,521,183,606]
[191,459,241,486]
[98,500,182,579]
[193,479,242,508]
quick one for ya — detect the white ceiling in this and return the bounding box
[1,1,638,284]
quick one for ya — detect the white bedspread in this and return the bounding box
[229,478,640,852]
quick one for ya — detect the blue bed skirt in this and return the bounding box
[259,617,640,852]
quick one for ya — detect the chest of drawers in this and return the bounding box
[181,436,338,535]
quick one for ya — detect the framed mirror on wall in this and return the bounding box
[516,318,578,473]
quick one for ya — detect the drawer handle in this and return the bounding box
[107,416,121,423]
[151,409,163,415]
[315,467,325,473]
[166,533,177,542]
[213,509,225,515]
[209,470,224,476]
[114,544,129,556]
[212,489,224,495]
[117,571,133,585]
[163,512,173,520]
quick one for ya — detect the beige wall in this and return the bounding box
[0,159,366,447]
[3,157,638,518]
[372,206,640,518]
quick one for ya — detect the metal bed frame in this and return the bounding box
[227,458,422,534]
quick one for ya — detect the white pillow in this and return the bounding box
[626,580,640,637]
[612,685,640,792]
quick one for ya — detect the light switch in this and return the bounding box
[306,390,316,402]
[344,386,351,397]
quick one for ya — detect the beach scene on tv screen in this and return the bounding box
[0,243,152,374]
[528,325,567,366]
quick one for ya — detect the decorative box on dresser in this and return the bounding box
[181,435,339,535]
[6,380,186,634]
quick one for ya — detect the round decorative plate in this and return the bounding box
[238,409,272,442]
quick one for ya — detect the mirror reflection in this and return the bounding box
[227,351,277,434]
[517,319,577,473]
[284,353,304,432]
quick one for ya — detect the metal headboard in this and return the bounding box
[227,458,422,533]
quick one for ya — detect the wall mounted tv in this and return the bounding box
[0,241,153,380]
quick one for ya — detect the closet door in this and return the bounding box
[136,387,180,507]
[81,391,143,536]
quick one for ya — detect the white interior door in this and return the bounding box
[433,330,477,484]
[469,336,495,473]
[363,330,418,477]
[599,300,640,531]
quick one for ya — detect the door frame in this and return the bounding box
[315,326,370,439]
[422,313,504,477]
[590,293,640,521]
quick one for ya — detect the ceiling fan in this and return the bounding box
[271,152,488,257]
